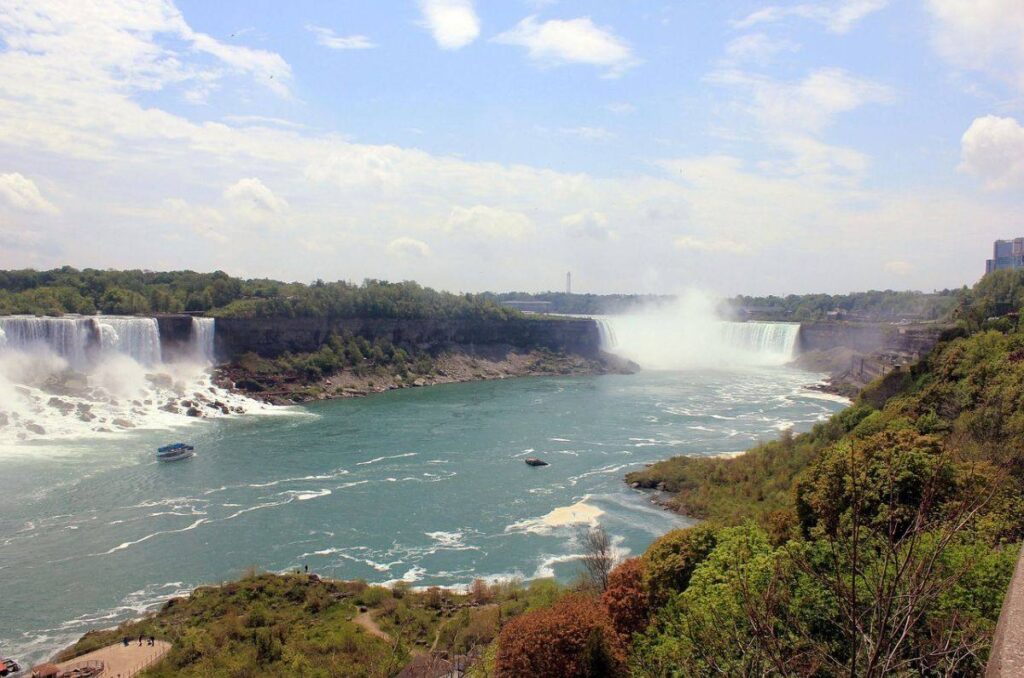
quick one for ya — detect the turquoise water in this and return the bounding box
[0,369,845,664]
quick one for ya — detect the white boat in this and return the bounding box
[157,443,195,462]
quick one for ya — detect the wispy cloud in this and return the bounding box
[925,0,1024,95]
[722,33,798,64]
[495,15,638,78]
[605,102,636,115]
[560,126,614,141]
[417,0,480,50]
[674,235,751,254]
[709,67,894,136]
[306,25,375,50]
[388,237,432,258]
[734,0,889,34]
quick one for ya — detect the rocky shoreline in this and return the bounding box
[216,346,637,405]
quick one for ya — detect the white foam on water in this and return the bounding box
[505,496,605,535]
[356,452,417,465]
[0,315,288,451]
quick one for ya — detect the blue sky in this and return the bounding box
[0,0,1023,295]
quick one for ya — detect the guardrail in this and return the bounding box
[987,543,1024,676]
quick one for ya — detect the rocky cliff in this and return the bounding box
[209,316,603,361]
[797,321,948,356]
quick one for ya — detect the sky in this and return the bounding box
[0,0,1022,296]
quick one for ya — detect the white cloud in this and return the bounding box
[0,0,1016,293]
[884,260,913,275]
[0,0,292,101]
[723,33,798,64]
[494,16,637,77]
[387,237,432,258]
[306,25,375,50]
[446,205,535,239]
[0,173,59,215]
[417,0,480,50]
[604,102,636,115]
[735,0,889,34]
[560,126,614,141]
[674,235,751,254]
[710,67,893,135]
[561,210,615,240]
[223,178,289,222]
[959,115,1024,190]
[926,0,1024,93]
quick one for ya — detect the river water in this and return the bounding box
[0,366,845,665]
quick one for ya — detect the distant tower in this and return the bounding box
[566,271,572,295]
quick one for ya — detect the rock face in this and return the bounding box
[211,316,603,361]
[155,314,194,361]
[797,322,947,355]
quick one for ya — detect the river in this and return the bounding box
[0,364,845,665]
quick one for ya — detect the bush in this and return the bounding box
[496,593,626,678]
[602,558,650,641]
[642,525,718,607]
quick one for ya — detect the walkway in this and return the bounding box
[55,640,171,677]
[988,543,1024,676]
[353,611,391,641]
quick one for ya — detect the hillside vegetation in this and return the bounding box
[54,270,1024,677]
[0,268,516,319]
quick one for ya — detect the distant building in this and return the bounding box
[986,237,1024,273]
[500,300,553,313]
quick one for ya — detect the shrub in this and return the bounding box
[642,525,718,607]
[496,593,626,678]
[601,558,650,641]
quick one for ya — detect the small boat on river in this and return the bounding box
[524,457,549,467]
[157,443,195,462]
[0,655,21,677]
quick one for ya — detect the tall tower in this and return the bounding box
[566,271,572,295]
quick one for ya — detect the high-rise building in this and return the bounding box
[566,271,572,295]
[986,238,1024,273]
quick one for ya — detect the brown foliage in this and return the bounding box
[601,558,650,641]
[495,593,626,678]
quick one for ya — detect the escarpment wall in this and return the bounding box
[204,316,603,361]
[797,322,948,356]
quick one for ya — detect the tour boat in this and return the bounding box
[0,655,21,677]
[157,443,195,462]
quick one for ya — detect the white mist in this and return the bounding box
[597,290,799,370]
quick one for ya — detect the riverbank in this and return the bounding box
[216,346,636,405]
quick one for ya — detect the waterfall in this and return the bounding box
[191,317,216,363]
[94,317,162,366]
[594,293,802,370]
[596,319,618,350]
[0,313,264,444]
[0,316,94,370]
[0,315,165,368]
[718,322,800,363]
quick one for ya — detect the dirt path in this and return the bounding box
[353,610,391,641]
[54,639,171,676]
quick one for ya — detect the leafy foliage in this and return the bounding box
[495,593,626,678]
[0,267,516,320]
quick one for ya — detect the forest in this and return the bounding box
[0,268,516,320]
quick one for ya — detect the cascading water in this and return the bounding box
[594,293,801,370]
[0,315,264,445]
[595,319,618,350]
[191,317,216,363]
[0,316,94,370]
[95,317,162,366]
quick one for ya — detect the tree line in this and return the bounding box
[0,267,516,320]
